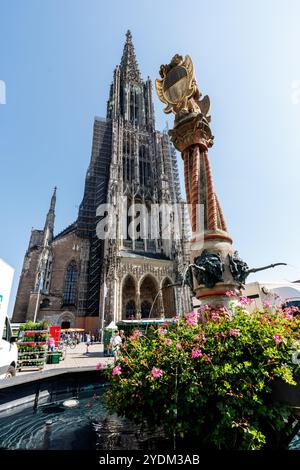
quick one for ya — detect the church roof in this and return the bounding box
[54,221,77,240]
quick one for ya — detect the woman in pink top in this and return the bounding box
[48,336,55,352]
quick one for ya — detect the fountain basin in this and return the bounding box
[0,368,167,450]
[1,368,300,450]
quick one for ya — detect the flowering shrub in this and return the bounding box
[105,300,300,450]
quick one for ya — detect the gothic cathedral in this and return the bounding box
[12,32,190,331]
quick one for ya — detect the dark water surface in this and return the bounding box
[1,381,299,450]
[0,384,167,450]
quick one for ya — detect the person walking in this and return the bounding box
[119,330,126,349]
[109,330,122,363]
[85,332,91,354]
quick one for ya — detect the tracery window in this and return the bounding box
[63,261,77,305]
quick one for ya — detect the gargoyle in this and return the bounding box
[193,250,225,289]
[229,251,287,285]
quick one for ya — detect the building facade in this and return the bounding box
[12,32,190,331]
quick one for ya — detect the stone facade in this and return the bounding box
[12,32,191,331]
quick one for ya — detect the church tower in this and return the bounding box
[12,188,57,322]
[78,31,189,324]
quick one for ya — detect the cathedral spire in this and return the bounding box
[120,30,141,83]
[50,186,57,211]
[43,186,56,244]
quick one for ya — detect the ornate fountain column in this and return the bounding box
[136,290,141,320]
[156,55,241,304]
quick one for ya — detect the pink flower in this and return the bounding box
[238,296,253,306]
[273,334,283,345]
[96,362,103,370]
[176,343,182,350]
[133,330,142,337]
[191,349,203,359]
[194,335,200,341]
[263,300,272,308]
[283,306,299,315]
[151,367,164,378]
[211,311,220,321]
[226,290,236,297]
[157,327,168,335]
[229,329,241,337]
[112,365,122,376]
[199,305,211,312]
[184,311,199,326]
[165,338,172,346]
[186,318,197,326]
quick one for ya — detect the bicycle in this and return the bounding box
[65,338,77,349]
[58,338,77,350]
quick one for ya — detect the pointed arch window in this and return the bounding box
[63,261,77,305]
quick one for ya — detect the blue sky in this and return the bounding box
[1,0,300,314]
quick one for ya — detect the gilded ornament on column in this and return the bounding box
[155,54,211,125]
